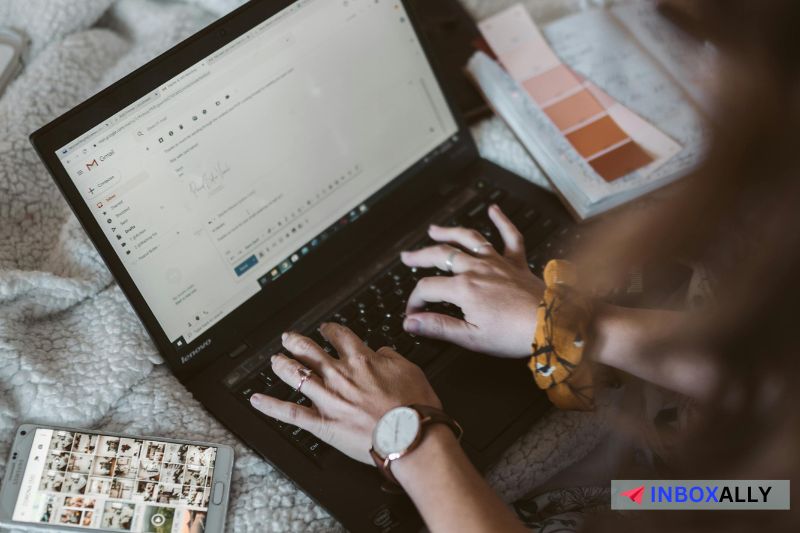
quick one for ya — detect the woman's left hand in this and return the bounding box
[249,323,441,465]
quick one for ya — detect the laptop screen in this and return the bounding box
[54,0,458,348]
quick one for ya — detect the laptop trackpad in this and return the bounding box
[432,351,541,451]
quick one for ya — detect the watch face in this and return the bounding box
[373,406,421,458]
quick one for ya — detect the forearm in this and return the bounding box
[591,304,719,402]
[393,425,527,533]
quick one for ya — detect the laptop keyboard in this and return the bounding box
[228,179,579,460]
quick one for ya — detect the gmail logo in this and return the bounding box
[85,159,99,172]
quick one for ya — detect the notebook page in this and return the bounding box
[541,9,707,198]
[610,2,717,116]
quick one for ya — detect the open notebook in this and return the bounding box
[468,3,712,220]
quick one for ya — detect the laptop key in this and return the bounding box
[355,290,377,308]
[393,334,414,355]
[406,343,441,368]
[498,197,523,217]
[338,302,358,320]
[365,331,391,351]
[286,391,312,408]
[322,342,337,358]
[379,322,400,340]
[380,291,402,312]
[465,199,489,219]
[331,312,352,327]
[388,264,410,284]
[261,377,292,401]
[372,277,393,295]
[348,321,368,339]
[511,207,540,232]
[487,188,505,203]
[309,329,325,345]
[239,383,258,402]
[305,439,324,457]
[286,425,307,443]
[523,222,554,247]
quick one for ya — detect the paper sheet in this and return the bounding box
[610,2,717,115]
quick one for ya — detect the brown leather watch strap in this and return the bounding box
[411,404,464,441]
[370,405,462,492]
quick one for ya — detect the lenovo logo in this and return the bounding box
[180,338,212,364]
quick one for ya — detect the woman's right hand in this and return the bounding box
[401,205,544,359]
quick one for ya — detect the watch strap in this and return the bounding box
[410,404,463,442]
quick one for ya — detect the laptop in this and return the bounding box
[30,0,579,530]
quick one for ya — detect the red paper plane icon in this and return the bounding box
[621,485,645,504]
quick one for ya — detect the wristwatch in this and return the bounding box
[370,404,463,491]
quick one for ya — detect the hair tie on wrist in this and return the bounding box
[529,260,595,411]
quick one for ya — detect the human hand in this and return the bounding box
[401,205,543,358]
[250,323,441,465]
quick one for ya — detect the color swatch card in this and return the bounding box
[478,4,680,184]
[469,4,706,219]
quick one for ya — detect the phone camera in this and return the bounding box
[12,452,17,459]
[20,430,26,436]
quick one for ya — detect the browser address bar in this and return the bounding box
[206,0,305,66]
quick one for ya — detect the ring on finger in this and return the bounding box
[296,366,314,393]
[445,250,460,272]
[471,241,493,254]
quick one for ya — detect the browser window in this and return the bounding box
[55,0,458,347]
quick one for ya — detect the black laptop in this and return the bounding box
[30,0,580,530]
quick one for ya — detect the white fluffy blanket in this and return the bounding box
[0,0,618,530]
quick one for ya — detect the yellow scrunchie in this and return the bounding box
[528,260,595,411]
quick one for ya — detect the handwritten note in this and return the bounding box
[610,2,717,115]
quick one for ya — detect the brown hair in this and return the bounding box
[583,0,800,529]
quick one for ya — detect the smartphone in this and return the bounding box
[0,28,27,97]
[0,424,234,533]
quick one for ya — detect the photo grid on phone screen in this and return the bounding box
[29,430,216,532]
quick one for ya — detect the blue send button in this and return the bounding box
[234,255,258,277]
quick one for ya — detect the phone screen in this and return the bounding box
[12,429,217,532]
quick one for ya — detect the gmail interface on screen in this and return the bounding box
[56,0,458,348]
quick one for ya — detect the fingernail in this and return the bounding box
[281,332,289,342]
[490,203,499,211]
[404,318,421,334]
[250,394,263,407]
[271,354,278,364]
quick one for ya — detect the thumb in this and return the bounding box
[404,312,478,348]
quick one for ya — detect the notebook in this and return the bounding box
[468,3,712,220]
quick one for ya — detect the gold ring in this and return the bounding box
[296,366,313,393]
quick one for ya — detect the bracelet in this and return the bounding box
[529,260,595,411]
